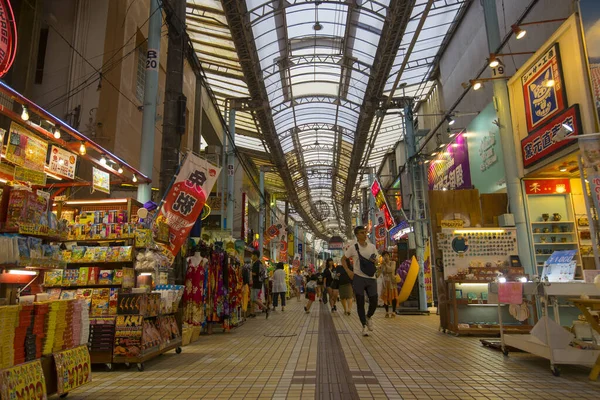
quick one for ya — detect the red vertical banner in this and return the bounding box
[154,152,221,256]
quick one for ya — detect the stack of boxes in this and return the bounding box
[88,317,116,355]
[80,300,90,345]
[0,306,19,368]
[14,305,33,365]
[32,302,49,359]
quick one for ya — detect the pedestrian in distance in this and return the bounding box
[323,258,334,305]
[304,274,318,313]
[341,226,380,336]
[272,262,287,312]
[316,266,325,300]
[380,251,399,318]
[294,269,304,301]
[336,263,353,315]
[249,250,267,318]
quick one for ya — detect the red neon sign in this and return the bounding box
[0,0,17,78]
[370,179,395,231]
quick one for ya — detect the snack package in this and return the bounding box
[17,237,30,259]
[46,288,62,300]
[60,290,76,300]
[71,246,87,262]
[135,229,152,248]
[98,270,114,285]
[76,288,93,309]
[122,268,135,288]
[88,267,100,285]
[81,247,96,262]
[118,246,133,261]
[94,247,108,262]
[63,269,79,286]
[28,237,43,259]
[106,247,120,262]
[77,267,90,285]
[109,288,118,316]
[44,269,63,286]
[91,288,110,316]
[114,269,123,285]
[60,249,72,263]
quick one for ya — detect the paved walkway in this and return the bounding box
[61,299,599,400]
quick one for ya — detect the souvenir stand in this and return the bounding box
[0,80,150,396]
[437,227,537,335]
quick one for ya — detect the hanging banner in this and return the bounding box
[279,231,288,263]
[53,345,92,395]
[424,239,433,305]
[265,219,285,246]
[155,152,221,256]
[0,359,47,400]
[5,122,48,172]
[374,224,386,252]
[14,165,46,185]
[428,132,472,191]
[578,0,600,127]
[579,134,600,168]
[521,43,567,132]
[585,169,600,215]
[47,145,77,179]
[370,179,395,230]
[521,104,581,168]
[241,192,249,241]
[287,232,294,257]
[0,0,18,78]
[92,167,110,194]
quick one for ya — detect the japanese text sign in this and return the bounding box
[53,345,92,395]
[521,104,581,168]
[47,145,77,179]
[521,43,567,132]
[524,178,571,195]
[0,0,17,78]
[428,132,472,191]
[5,122,48,172]
[370,179,394,231]
[0,359,47,400]
[155,152,221,256]
[546,250,577,265]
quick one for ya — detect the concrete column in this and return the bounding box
[259,168,265,258]
[137,0,162,203]
[482,0,532,273]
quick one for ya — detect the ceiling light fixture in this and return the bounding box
[488,55,500,68]
[313,2,322,31]
[558,164,568,172]
[512,25,526,39]
[53,125,61,139]
[21,105,29,121]
[446,116,455,125]
[132,174,138,183]
[79,142,86,155]
[472,80,483,90]
[511,18,568,40]
[100,154,107,165]
[117,165,124,174]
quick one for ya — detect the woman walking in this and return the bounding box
[294,269,304,301]
[272,262,287,311]
[336,263,353,315]
[330,263,340,312]
[380,251,399,317]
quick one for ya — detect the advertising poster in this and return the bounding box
[14,165,47,185]
[374,224,386,253]
[423,239,433,305]
[53,345,92,395]
[521,44,567,132]
[92,167,110,194]
[0,359,47,400]
[47,145,77,179]
[5,122,48,172]
[154,152,221,256]
[370,179,395,230]
[428,132,471,191]
[580,0,600,125]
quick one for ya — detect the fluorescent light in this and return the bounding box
[140,272,152,276]
[9,269,37,276]
[65,199,128,205]
[0,178,7,183]
[45,172,63,181]
[453,229,505,234]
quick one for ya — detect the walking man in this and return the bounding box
[341,226,380,336]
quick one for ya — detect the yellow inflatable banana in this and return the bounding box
[397,256,419,303]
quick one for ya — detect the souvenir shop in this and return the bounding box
[0,78,200,397]
[430,15,600,379]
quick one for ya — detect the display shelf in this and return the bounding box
[112,338,182,371]
[535,242,579,246]
[44,284,122,289]
[66,260,134,265]
[65,238,134,244]
[531,221,575,224]
[532,232,574,235]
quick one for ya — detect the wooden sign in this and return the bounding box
[440,219,465,228]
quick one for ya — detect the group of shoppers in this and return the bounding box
[247,226,401,337]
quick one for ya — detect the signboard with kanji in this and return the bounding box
[370,179,394,231]
[521,104,581,168]
[154,152,221,256]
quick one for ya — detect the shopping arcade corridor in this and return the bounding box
[63,300,599,400]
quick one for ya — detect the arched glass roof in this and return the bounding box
[186,0,470,239]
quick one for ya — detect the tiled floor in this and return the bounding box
[59,299,599,399]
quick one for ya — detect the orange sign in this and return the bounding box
[0,0,17,77]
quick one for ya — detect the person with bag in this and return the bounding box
[341,226,380,336]
[249,250,267,318]
[304,274,318,314]
[272,262,287,312]
[380,251,400,318]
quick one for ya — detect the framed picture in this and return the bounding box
[521,43,567,132]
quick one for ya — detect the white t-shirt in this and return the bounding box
[272,269,287,293]
[344,240,378,280]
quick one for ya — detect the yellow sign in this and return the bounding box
[6,122,48,172]
[14,165,47,185]
[0,359,47,400]
[423,239,434,305]
[53,345,92,395]
[440,219,464,228]
[92,167,110,194]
